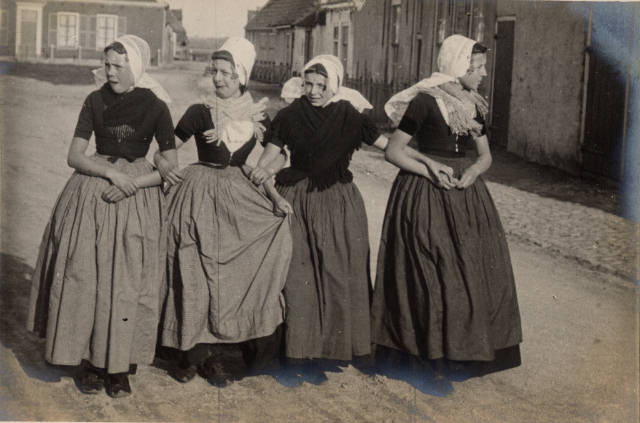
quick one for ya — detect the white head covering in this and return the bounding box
[280,54,373,113]
[93,34,171,103]
[213,37,256,86]
[384,34,480,126]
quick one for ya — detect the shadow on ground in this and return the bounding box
[0,253,72,383]
[1,62,95,85]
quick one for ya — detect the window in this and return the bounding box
[57,13,79,48]
[0,8,8,47]
[96,14,117,49]
[333,26,339,56]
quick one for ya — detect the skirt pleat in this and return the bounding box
[161,164,291,350]
[371,157,522,364]
[27,157,166,374]
[277,179,372,361]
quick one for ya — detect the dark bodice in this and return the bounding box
[265,97,380,190]
[74,84,175,160]
[175,104,269,167]
[398,92,486,157]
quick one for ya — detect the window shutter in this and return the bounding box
[117,16,126,36]
[48,13,57,47]
[79,14,88,48]
[89,15,96,49]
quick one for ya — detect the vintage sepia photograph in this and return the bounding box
[0,0,638,421]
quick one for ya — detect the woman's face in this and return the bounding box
[459,53,487,91]
[304,72,333,107]
[211,59,241,99]
[104,49,135,94]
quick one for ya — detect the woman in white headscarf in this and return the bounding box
[251,54,395,384]
[156,37,292,385]
[27,35,178,397]
[371,35,522,378]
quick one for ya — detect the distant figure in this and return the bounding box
[27,35,178,397]
[157,37,292,385]
[251,55,388,384]
[371,34,522,377]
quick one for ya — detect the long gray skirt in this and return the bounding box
[371,156,522,363]
[161,164,291,350]
[277,179,372,361]
[27,157,166,374]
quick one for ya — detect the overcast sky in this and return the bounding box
[166,0,269,38]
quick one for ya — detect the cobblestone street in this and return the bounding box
[352,147,639,284]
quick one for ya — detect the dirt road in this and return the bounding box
[1,63,637,422]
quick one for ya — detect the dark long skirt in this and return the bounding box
[371,156,522,371]
[27,157,166,374]
[277,178,372,361]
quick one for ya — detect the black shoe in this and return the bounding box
[74,366,105,395]
[105,373,132,398]
[170,364,198,383]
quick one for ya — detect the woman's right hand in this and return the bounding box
[157,158,183,186]
[427,160,458,190]
[106,169,138,196]
[272,196,294,217]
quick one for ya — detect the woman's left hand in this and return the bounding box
[102,185,132,203]
[457,166,480,189]
[273,196,294,217]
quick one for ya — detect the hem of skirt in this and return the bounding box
[44,356,149,374]
[372,337,522,362]
[285,348,372,362]
[161,316,284,350]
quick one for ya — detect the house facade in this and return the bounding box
[0,0,170,65]
[349,0,495,124]
[245,0,318,83]
[245,0,362,83]
[493,0,638,193]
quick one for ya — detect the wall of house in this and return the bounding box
[496,0,588,173]
[292,26,307,74]
[0,0,16,56]
[351,0,386,81]
[311,7,354,76]
[353,0,495,88]
[249,29,291,67]
[41,1,165,64]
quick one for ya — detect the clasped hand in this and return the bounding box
[428,162,479,190]
[102,170,138,203]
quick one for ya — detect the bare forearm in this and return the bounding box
[257,144,283,170]
[68,152,112,178]
[262,179,282,202]
[385,146,431,180]
[469,152,492,175]
[134,171,163,188]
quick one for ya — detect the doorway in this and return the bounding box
[491,18,515,149]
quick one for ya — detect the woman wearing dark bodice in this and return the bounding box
[157,37,292,385]
[371,35,523,377]
[27,35,178,397]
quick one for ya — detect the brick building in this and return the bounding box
[0,0,172,65]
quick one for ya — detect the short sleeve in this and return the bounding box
[175,104,209,142]
[73,95,94,140]
[397,94,430,136]
[474,109,487,136]
[154,101,176,151]
[263,112,287,148]
[258,115,272,147]
[361,113,381,146]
